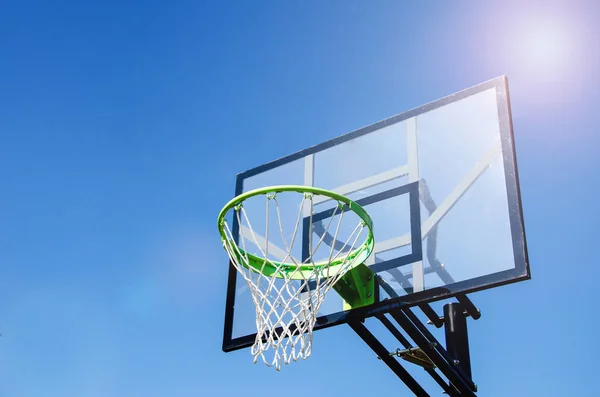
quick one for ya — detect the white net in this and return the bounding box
[220,191,371,370]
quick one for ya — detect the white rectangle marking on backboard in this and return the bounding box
[304,155,315,217]
[374,234,412,254]
[406,117,423,290]
[312,165,409,205]
[412,260,424,292]
[406,117,419,183]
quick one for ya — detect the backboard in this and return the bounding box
[222,76,530,353]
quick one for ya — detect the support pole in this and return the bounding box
[444,303,472,380]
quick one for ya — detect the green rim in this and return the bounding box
[218,185,374,280]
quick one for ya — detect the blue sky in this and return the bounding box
[1,1,599,396]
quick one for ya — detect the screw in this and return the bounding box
[367,292,372,297]
[453,359,460,365]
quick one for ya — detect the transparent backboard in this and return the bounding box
[222,76,529,352]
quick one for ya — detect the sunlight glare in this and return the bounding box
[519,17,575,78]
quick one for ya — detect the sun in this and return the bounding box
[527,23,568,65]
[518,16,576,79]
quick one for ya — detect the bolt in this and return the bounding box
[367,291,372,297]
[453,359,460,365]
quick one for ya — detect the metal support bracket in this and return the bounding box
[427,308,481,326]
[378,347,436,370]
[333,263,376,310]
[425,295,481,326]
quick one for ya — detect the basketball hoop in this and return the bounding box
[218,185,374,370]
